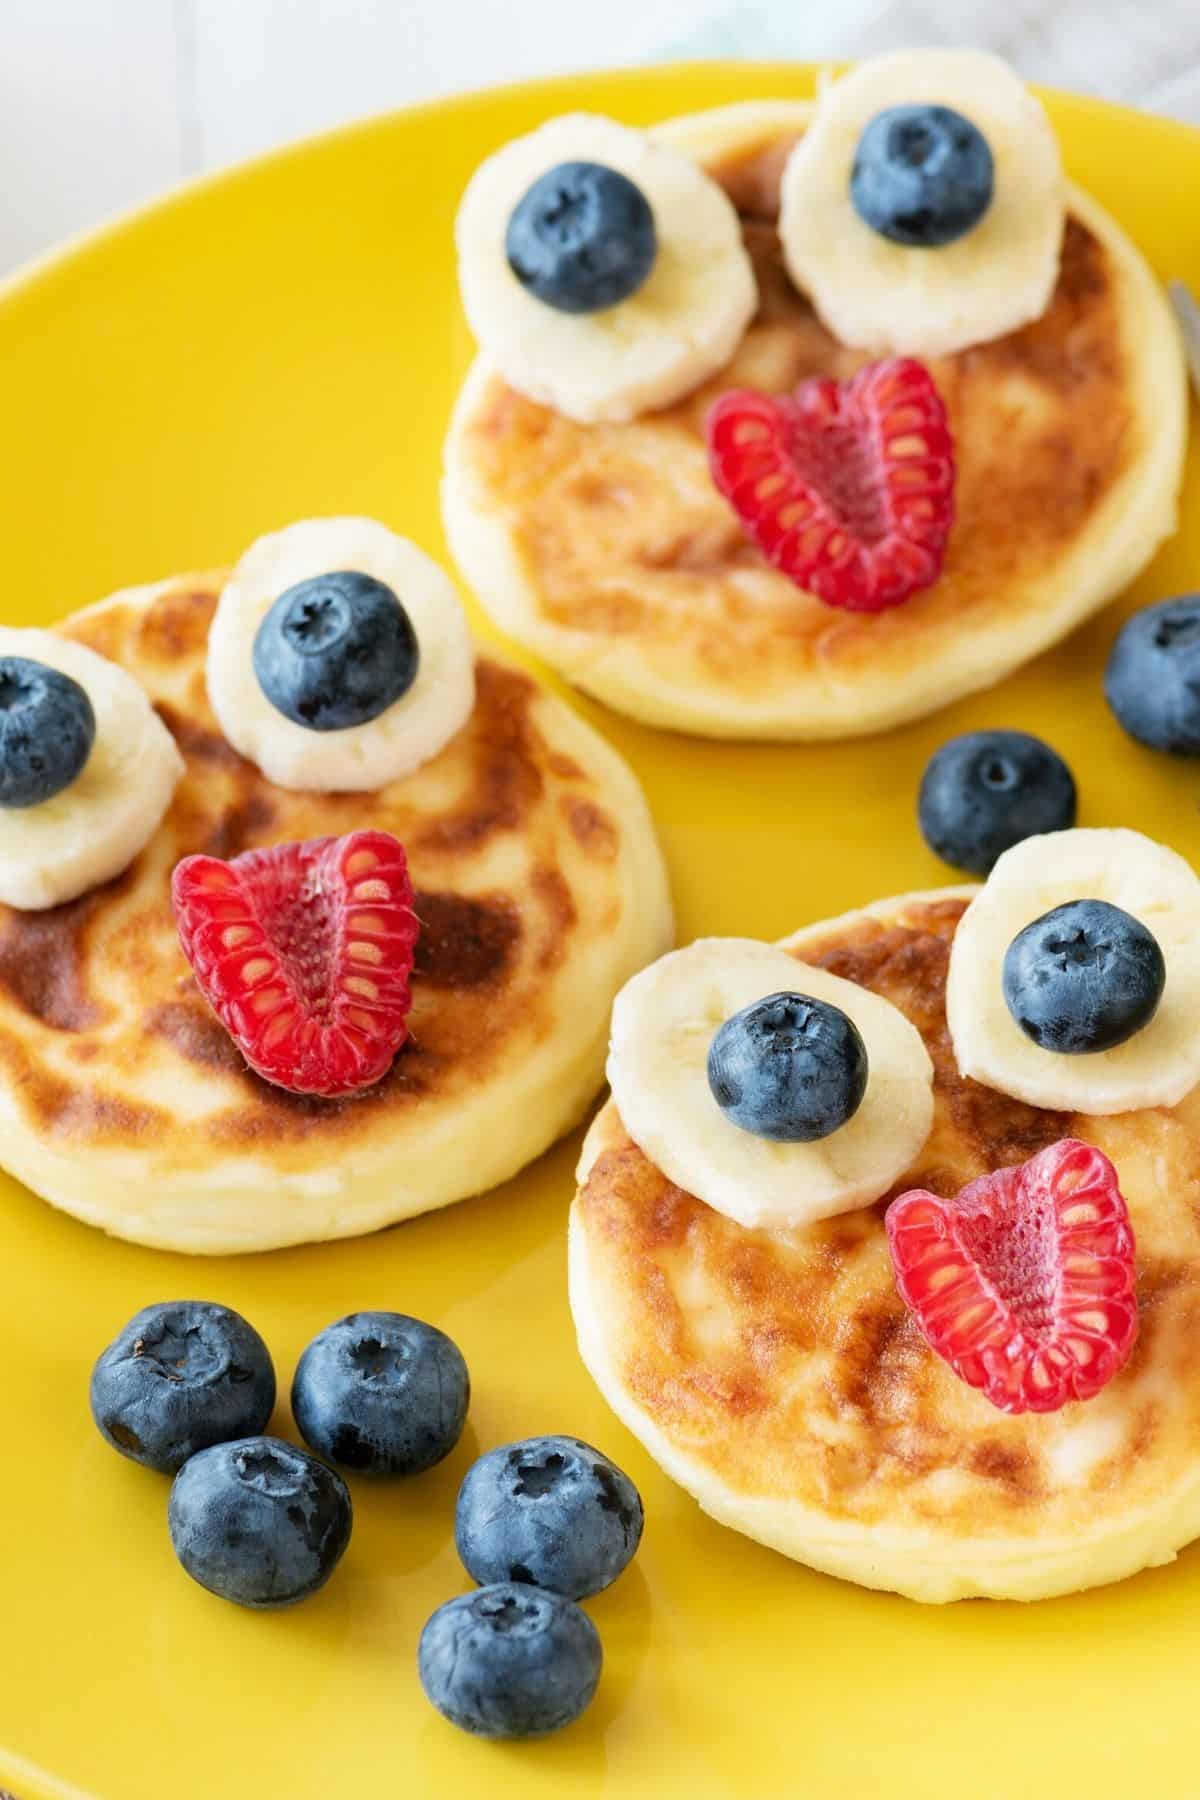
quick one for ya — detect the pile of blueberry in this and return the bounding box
[90,1300,642,1739]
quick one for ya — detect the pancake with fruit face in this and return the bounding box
[0,575,672,1254]
[569,890,1200,1602]
[443,98,1186,739]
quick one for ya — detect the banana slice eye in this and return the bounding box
[780,49,1064,357]
[947,828,1200,1113]
[206,517,475,793]
[0,627,184,911]
[456,112,757,424]
[606,937,934,1231]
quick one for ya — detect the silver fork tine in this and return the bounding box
[1169,280,1200,401]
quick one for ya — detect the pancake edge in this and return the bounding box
[568,884,1200,1602]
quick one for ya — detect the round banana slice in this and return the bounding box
[0,627,183,911]
[606,937,934,1230]
[947,828,1200,1113]
[455,113,757,424]
[207,517,475,792]
[779,49,1064,357]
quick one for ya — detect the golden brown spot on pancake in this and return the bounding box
[0,886,119,1031]
[411,891,520,989]
[547,752,584,779]
[530,866,577,968]
[413,661,543,853]
[137,588,217,662]
[148,998,247,1074]
[710,132,802,219]
[201,794,279,860]
[157,703,248,771]
[563,797,619,861]
[969,1439,1043,1500]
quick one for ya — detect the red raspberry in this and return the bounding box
[886,1139,1138,1415]
[172,830,418,1098]
[706,357,955,612]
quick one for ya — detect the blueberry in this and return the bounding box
[168,1436,352,1608]
[506,161,657,315]
[419,1582,601,1739]
[918,730,1078,875]
[90,1301,276,1474]
[0,656,95,808]
[455,1435,642,1601]
[1105,595,1200,754]
[851,104,994,248]
[707,992,867,1143]
[252,570,418,731]
[1002,898,1165,1054]
[291,1311,469,1477]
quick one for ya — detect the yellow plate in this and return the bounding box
[1,62,1199,1800]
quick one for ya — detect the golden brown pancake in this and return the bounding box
[444,102,1186,739]
[0,576,672,1253]
[570,890,1200,1601]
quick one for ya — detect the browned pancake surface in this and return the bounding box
[577,899,1200,1534]
[458,133,1133,693]
[0,583,630,1165]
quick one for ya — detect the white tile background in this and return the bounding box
[3,0,1199,278]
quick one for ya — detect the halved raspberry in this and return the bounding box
[706,357,955,612]
[885,1139,1138,1415]
[172,830,418,1098]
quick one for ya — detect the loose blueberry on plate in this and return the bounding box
[918,729,1077,875]
[1105,594,1200,753]
[455,1435,642,1601]
[851,103,994,247]
[0,655,95,808]
[419,1582,602,1739]
[168,1436,352,1609]
[291,1311,469,1476]
[90,1301,276,1474]
[252,569,419,731]
[506,160,657,314]
[707,992,868,1142]
[1002,898,1166,1054]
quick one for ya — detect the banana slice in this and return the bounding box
[780,50,1064,357]
[0,627,183,911]
[606,937,934,1230]
[947,828,1200,1113]
[455,113,757,423]
[207,517,475,792]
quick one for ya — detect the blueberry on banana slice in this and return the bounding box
[1002,898,1165,1054]
[918,729,1077,875]
[1105,595,1200,754]
[253,569,418,730]
[851,104,994,247]
[291,1311,469,1477]
[707,991,869,1142]
[419,1583,602,1739]
[0,655,95,808]
[168,1436,352,1609]
[506,160,657,314]
[455,1435,642,1601]
[90,1301,276,1474]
